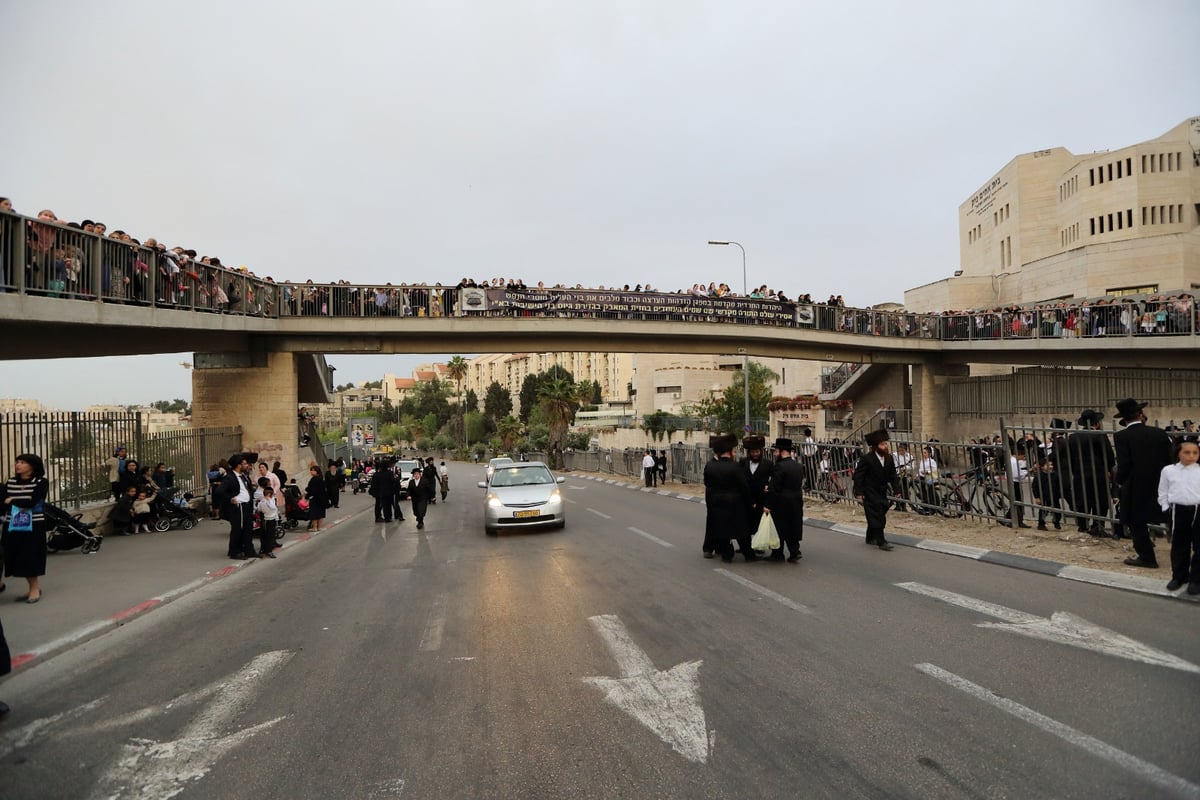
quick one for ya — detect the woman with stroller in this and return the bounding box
[2,453,50,603]
[304,465,328,531]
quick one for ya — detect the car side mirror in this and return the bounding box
[477,481,487,489]
[556,476,566,484]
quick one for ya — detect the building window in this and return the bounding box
[1159,153,1165,172]
[1089,167,1095,186]
[1126,157,1132,176]
[1126,209,1132,228]
[1116,160,1123,179]
[1108,212,1114,231]
[1141,154,1147,174]
[1108,285,1159,297]
[1090,218,1096,235]
[1169,205,1175,223]
[1142,207,1147,225]
[1107,163,1113,182]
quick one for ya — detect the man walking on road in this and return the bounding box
[739,435,773,556]
[702,434,751,562]
[853,429,899,551]
[1114,397,1172,568]
[371,459,398,522]
[763,437,804,562]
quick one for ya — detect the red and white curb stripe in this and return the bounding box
[9,509,364,672]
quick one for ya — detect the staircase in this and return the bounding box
[847,409,912,442]
[819,363,869,400]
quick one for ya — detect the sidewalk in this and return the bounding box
[2,495,371,673]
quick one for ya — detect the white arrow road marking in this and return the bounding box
[90,650,294,800]
[897,582,1200,674]
[419,593,447,652]
[628,527,674,548]
[0,698,107,758]
[917,663,1200,800]
[582,615,709,764]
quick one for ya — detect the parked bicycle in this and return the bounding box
[932,467,1010,519]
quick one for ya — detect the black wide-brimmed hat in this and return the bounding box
[1077,409,1105,427]
[742,435,766,450]
[1050,418,1072,430]
[772,437,794,451]
[709,433,738,453]
[864,429,889,447]
[1115,398,1148,425]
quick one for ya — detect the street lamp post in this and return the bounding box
[707,240,750,435]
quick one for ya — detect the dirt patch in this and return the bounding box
[588,472,1157,577]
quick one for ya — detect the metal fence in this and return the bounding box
[0,411,240,507]
[949,367,1200,417]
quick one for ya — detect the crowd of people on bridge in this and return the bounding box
[3,198,1197,338]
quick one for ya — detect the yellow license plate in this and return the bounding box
[513,510,540,519]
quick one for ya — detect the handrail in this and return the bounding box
[2,209,1196,340]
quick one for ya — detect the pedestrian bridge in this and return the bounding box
[2,285,1195,369]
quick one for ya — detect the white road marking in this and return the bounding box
[627,527,674,548]
[0,698,107,758]
[916,663,1200,800]
[583,614,709,764]
[90,650,294,800]
[587,508,613,519]
[897,582,1200,674]
[564,497,578,504]
[568,485,586,490]
[419,593,447,652]
[714,569,813,614]
[371,778,407,797]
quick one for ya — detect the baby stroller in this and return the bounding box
[280,484,307,531]
[151,487,200,532]
[353,467,373,495]
[45,503,102,554]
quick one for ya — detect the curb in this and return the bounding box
[9,507,367,673]
[570,474,1198,604]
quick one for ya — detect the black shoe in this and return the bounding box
[1018,523,1032,529]
[786,553,802,563]
[397,516,406,521]
[375,518,384,523]
[1188,583,1200,596]
[1053,522,1062,530]
[417,522,424,529]
[877,542,895,551]
[1036,524,1048,531]
[1167,579,1185,591]
[1123,557,1158,568]
[769,553,786,562]
[720,554,734,563]
[702,552,714,559]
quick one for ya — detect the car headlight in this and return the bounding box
[487,495,504,508]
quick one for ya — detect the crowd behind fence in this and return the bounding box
[548,420,1192,533]
[0,411,241,508]
[4,210,1197,341]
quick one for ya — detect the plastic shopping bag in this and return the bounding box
[751,514,780,551]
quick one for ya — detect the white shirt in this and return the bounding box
[917,458,938,478]
[256,497,279,520]
[747,460,759,475]
[642,454,656,469]
[894,451,913,471]
[233,471,251,504]
[1158,462,1200,510]
[1009,456,1029,481]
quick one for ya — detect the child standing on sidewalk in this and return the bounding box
[1157,439,1200,595]
[132,490,155,533]
[255,487,279,559]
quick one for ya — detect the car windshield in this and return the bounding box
[490,467,553,487]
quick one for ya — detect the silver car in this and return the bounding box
[478,462,566,535]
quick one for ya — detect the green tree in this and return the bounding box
[496,415,524,454]
[699,361,779,433]
[484,381,513,422]
[465,411,488,447]
[150,398,190,415]
[518,374,541,423]
[641,410,671,442]
[464,389,479,413]
[537,378,587,469]
[403,379,452,428]
[446,355,469,449]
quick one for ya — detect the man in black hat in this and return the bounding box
[739,435,772,558]
[763,437,804,562]
[220,453,256,559]
[1061,409,1115,536]
[703,433,752,562]
[1113,398,1173,568]
[853,429,900,550]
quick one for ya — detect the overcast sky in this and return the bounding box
[2,0,1194,409]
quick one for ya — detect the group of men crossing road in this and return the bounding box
[368,456,447,530]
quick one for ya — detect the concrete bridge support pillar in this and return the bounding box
[911,362,965,442]
[191,351,302,478]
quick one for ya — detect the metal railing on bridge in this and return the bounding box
[3,208,1197,341]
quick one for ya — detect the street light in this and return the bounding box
[707,240,750,435]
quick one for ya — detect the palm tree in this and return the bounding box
[496,415,524,454]
[537,378,585,469]
[447,355,469,449]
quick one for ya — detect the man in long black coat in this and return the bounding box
[703,433,752,562]
[370,460,398,522]
[1061,409,1115,535]
[764,437,804,562]
[739,435,773,559]
[852,429,900,550]
[1113,398,1173,568]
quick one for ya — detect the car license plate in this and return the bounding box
[513,510,539,519]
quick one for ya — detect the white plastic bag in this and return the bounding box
[751,514,780,551]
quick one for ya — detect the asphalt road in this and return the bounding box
[2,463,1198,800]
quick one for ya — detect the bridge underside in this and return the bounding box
[4,295,1196,368]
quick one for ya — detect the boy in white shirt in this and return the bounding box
[255,486,280,559]
[1157,439,1200,594]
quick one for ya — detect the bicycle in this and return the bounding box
[933,468,1010,519]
